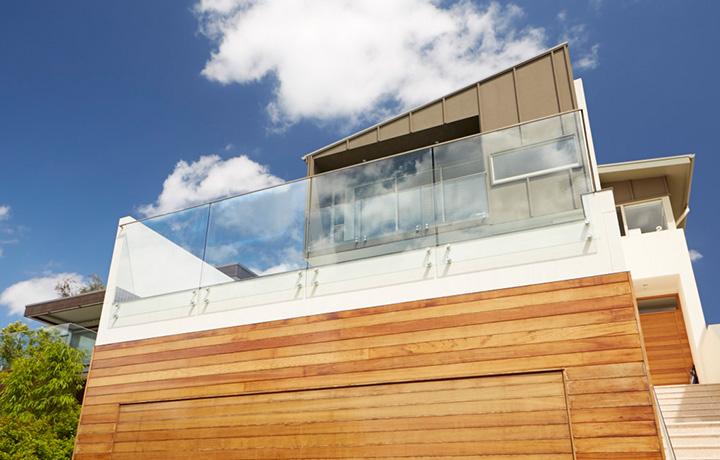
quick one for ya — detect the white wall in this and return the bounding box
[97,191,627,345]
[621,229,710,382]
[700,325,720,383]
[574,79,602,191]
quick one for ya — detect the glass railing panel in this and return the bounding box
[106,110,595,325]
[111,205,210,305]
[436,111,591,244]
[307,148,436,266]
[201,179,309,287]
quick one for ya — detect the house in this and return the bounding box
[71,44,719,459]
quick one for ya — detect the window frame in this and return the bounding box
[489,134,581,185]
[617,196,675,236]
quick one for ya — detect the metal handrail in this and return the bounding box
[653,387,677,460]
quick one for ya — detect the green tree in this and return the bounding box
[0,322,85,459]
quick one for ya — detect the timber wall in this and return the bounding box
[74,272,665,459]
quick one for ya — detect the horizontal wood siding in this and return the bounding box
[111,372,573,459]
[74,272,664,460]
[639,307,694,385]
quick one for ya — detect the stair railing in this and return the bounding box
[653,387,676,460]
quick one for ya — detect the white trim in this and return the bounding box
[491,162,581,185]
[574,79,602,191]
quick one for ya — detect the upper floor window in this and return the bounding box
[617,197,674,235]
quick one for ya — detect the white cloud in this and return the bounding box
[575,43,599,70]
[195,0,548,127]
[139,154,283,217]
[560,23,600,71]
[0,205,20,257]
[0,273,84,316]
[689,249,703,262]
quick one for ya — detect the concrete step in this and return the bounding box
[668,422,720,437]
[673,447,720,459]
[661,401,720,411]
[671,436,720,447]
[664,413,720,423]
[658,391,720,402]
[656,384,720,396]
[655,384,720,459]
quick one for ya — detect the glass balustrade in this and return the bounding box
[202,180,309,286]
[307,147,436,265]
[110,110,593,319]
[112,205,210,306]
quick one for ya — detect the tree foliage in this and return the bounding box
[0,322,85,459]
[54,274,105,298]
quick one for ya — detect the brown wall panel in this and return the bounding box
[310,44,578,174]
[74,272,664,460]
[444,86,479,123]
[411,101,444,132]
[603,177,670,206]
[378,116,410,141]
[346,129,377,150]
[479,72,520,131]
[553,47,576,112]
[516,54,561,121]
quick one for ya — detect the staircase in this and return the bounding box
[655,384,720,459]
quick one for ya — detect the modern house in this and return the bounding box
[68,44,719,459]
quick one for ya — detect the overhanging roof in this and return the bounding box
[598,154,694,227]
[24,290,105,332]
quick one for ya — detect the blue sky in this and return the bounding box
[0,0,718,326]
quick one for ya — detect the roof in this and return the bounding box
[598,154,694,226]
[24,290,104,332]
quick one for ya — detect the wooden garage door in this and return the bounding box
[111,371,572,459]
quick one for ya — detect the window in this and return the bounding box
[490,136,579,184]
[623,199,668,234]
[637,295,678,314]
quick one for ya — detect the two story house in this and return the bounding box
[70,44,719,460]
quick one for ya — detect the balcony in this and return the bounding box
[107,111,595,328]
[48,323,97,371]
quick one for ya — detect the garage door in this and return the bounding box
[112,371,572,459]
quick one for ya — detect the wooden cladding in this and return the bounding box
[639,299,694,385]
[74,272,664,459]
[308,44,577,173]
[112,372,573,458]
